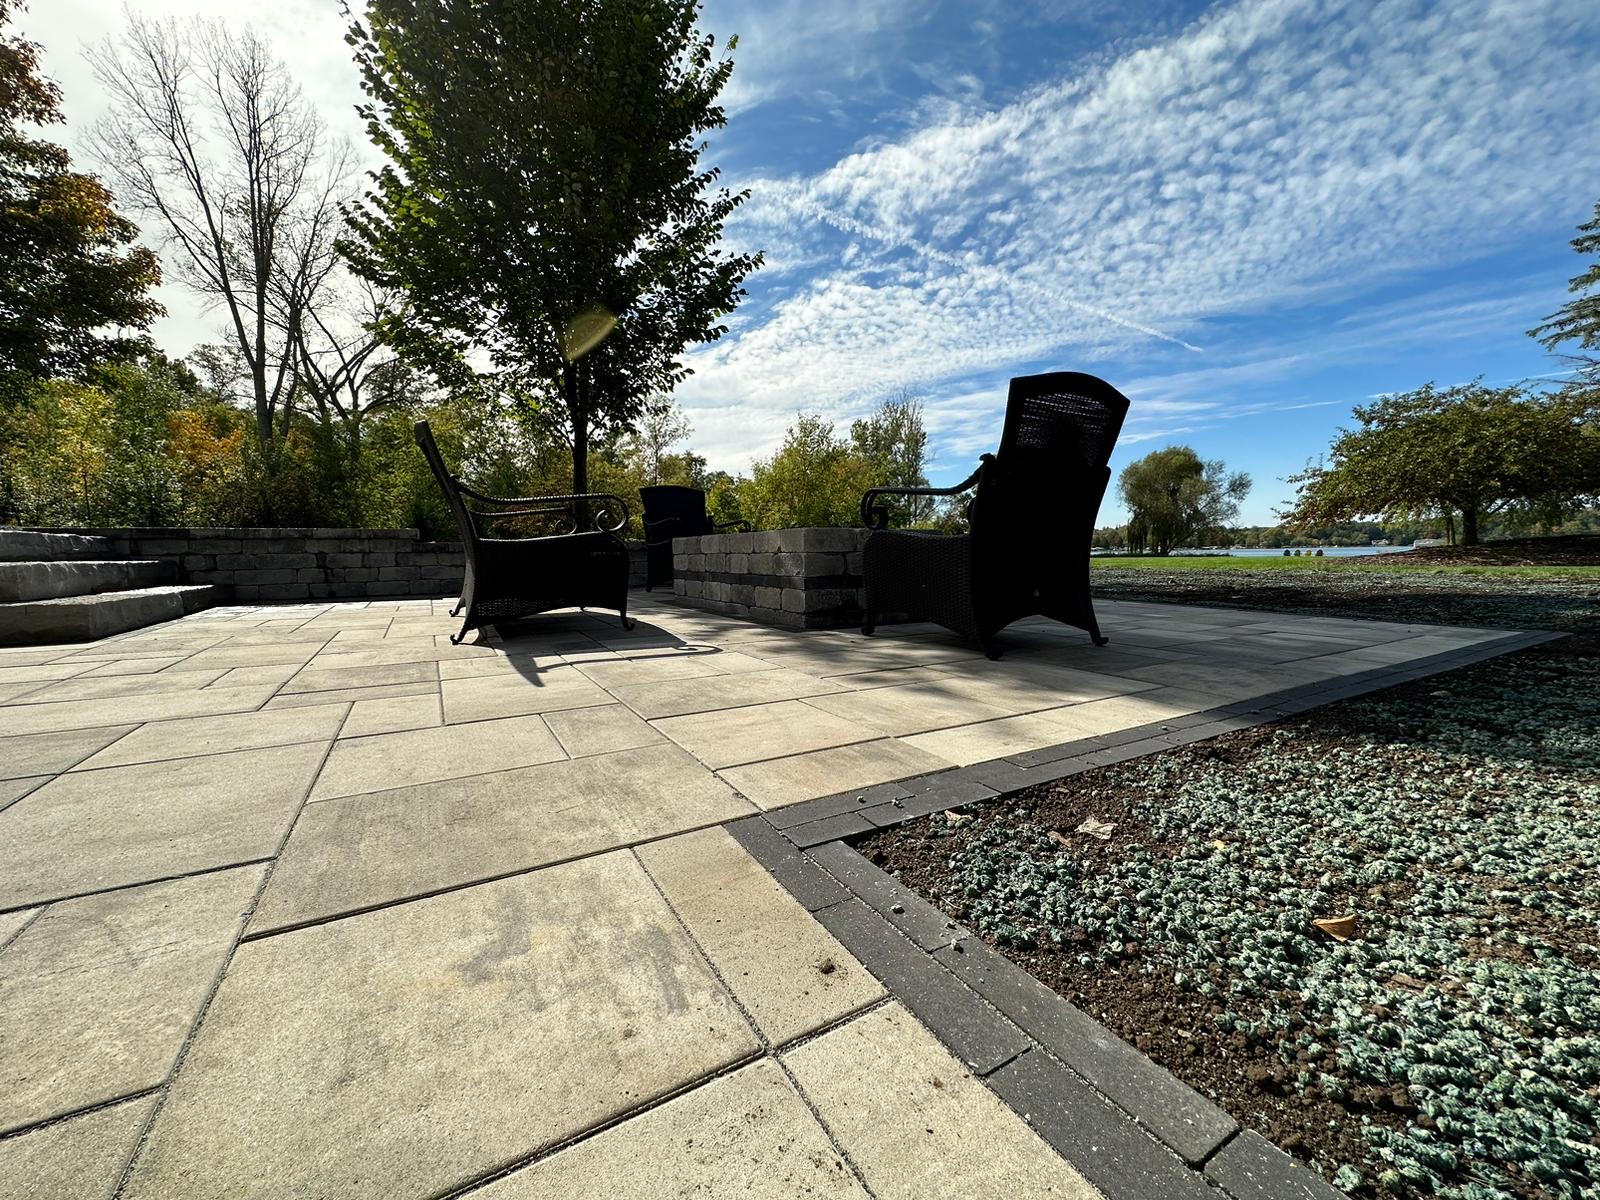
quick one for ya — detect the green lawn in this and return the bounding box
[1090,555,1600,579]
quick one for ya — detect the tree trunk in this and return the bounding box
[1461,505,1480,546]
[566,360,589,528]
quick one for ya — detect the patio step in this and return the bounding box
[0,584,219,646]
[0,558,176,604]
[0,529,117,562]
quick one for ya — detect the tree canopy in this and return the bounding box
[1117,446,1250,554]
[0,1,161,384]
[342,0,760,499]
[1282,382,1600,545]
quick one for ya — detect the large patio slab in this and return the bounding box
[0,592,1531,1198]
[123,853,759,1200]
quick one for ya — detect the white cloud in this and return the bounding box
[679,0,1600,472]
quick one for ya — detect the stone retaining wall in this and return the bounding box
[672,527,869,629]
[39,527,647,603]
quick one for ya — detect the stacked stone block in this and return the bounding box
[672,527,868,629]
[43,528,648,603]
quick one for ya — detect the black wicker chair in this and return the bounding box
[414,421,634,643]
[640,485,750,590]
[858,371,1129,659]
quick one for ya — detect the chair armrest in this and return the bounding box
[461,484,631,534]
[860,457,989,530]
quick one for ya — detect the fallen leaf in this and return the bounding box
[944,809,972,827]
[1212,839,1228,851]
[1312,915,1358,942]
[1047,830,1071,848]
[1076,817,1115,840]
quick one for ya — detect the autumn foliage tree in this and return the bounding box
[0,1,161,385]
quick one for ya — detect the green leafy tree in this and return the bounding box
[1283,382,1600,545]
[850,390,930,525]
[1530,199,1600,382]
[738,413,875,529]
[0,1,161,384]
[343,0,760,500]
[1117,446,1250,555]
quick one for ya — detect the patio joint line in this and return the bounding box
[436,1048,769,1200]
[628,844,884,1200]
[0,856,280,918]
[0,1085,163,1146]
[0,902,49,954]
[109,709,351,1200]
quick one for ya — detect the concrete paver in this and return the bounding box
[72,704,347,770]
[639,827,884,1044]
[543,702,664,757]
[340,692,442,738]
[253,743,753,933]
[0,742,323,908]
[0,684,278,737]
[0,1094,159,1200]
[655,698,872,768]
[477,1060,868,1199]
[0,865,264,1131]
[721,737,954,811]
[441,665,612,723]
[784,1003,1102,1200]
[123,853,760,1200]
[309,713,565,800]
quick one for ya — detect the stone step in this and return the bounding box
[0,529,117,562]
[0,585,219,646]
[0,559,176,604]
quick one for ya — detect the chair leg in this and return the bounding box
[861,611,876,636]
[1087,614,1109,647]
[618,596,636,632]
[981,637,1003,661]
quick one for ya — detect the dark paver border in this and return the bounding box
[729,626,1562,1200]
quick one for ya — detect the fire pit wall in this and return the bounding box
[671,528,869,629]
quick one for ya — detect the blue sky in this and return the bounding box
[26,0,1600,525]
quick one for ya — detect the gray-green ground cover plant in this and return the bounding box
[865,588,1599,1199]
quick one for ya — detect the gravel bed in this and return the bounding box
[860,579,1600,1200]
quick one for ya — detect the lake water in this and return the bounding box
[1196,546,1414,558]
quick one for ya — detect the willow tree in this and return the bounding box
[342,0,759,499]
[1117,446,1250,555]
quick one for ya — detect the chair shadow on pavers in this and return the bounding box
[859,371,1130,660]
[414,420,635,644]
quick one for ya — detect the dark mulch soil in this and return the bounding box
[1364,535,1600,569]
[856,582,1600,1200]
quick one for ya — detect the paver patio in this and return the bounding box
[0,593,1528,1198]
